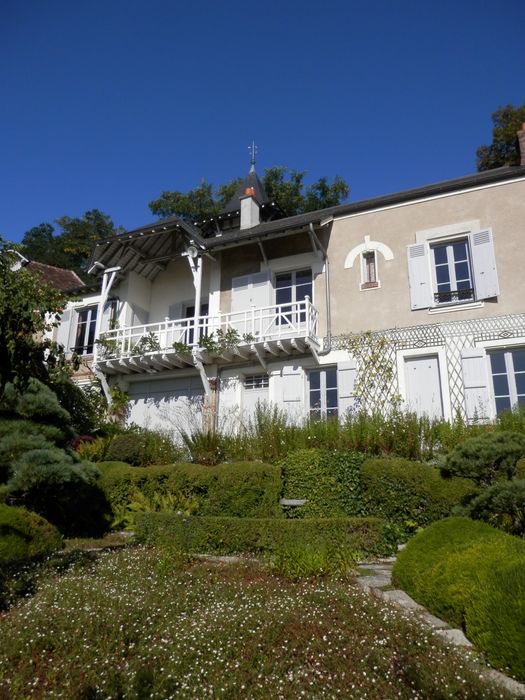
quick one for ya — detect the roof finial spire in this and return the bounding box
[248,140,257,173]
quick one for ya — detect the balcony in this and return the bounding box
[95,298,320,375]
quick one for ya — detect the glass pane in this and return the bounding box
[276,273,292,288]
[436,266,450,285]
[309,408,321,421]
[326,389,338,409]
[296,282,313,301]
[326,407,338,418]
[512,349,525,372]
[454,262,470,282]
[495,396,512,415]
[309,372,320,391]
[515,373,525,395]
[518,395,525,407]
[325,368,337,389]
[276,287,291,305]
[452,241,468,261]
[433,246,447,265]
[493,374,510,397]
[490,352,506,374]
[309,390,321,409]
[295,269,312,285]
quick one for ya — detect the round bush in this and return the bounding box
[361,458,477,530]
[105,434,145,466]
[0,504,62,562]
[467,478,525,536]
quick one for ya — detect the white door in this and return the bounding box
[242,374,269,424]
[404,354,444,419]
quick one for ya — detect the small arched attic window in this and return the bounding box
[344,235,394,291]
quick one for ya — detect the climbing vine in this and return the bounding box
[341,331,400,411]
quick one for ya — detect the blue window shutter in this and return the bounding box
[337,360,357,415]
[461,348,492,422]
[407,243,433,310]
[469,229,499,300]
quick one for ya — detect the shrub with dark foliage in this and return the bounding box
[442,431,525,486]
[467,478,525,537]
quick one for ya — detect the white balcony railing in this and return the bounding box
[95,298,319,363]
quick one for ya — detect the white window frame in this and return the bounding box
[396,346,452,420]
[308,366,338,420]
[476,338,525,418]
[360,250,379,290]
[73,304,98,356]
[430,238,474,306]
[344,236,394,292]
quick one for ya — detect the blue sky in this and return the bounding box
[1,0,523,243]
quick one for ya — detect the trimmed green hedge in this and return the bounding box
[0,504,63,562]
[393,518,525,680]
[361,458,478,530]
[278,449,366,518]
[135,513,397,558]
[98,461,282,518]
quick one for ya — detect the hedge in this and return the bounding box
[135,513,397,558]
[392,518,525,680]
[278,449,367,518]
[98,461,282,518]
[0,504,63,562]
[360,458,478,530]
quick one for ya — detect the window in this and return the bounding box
[309,367,338,419]
[407,228,499,311]
[275,269,313,324]
[244,374,269,390]
[184,302,209,344]
[489,348,525,414]
[431,240,473,304]
[361,251,378,289]
[73,305,97,355]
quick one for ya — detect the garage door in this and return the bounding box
[127,376,204,437]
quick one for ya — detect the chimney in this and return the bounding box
[518,122,525,167]
[240,186,260,230]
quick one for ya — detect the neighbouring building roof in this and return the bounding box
[26,261,85,293]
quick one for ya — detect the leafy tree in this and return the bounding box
[149,168,350,222]
[20,209,122,279]
[477,103,525,171]
[0,243,65,394]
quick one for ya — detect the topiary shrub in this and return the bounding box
[360,458,477,531]
[442,431,525,486]
[466,478,525,537]
[0,504,62,562]
[6,454,111,537]
[98,461,282,521]
[105,433,145,466]
[278,449,366,518]
[392,517,525,680]
[135,514,397,559]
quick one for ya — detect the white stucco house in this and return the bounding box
[57,128,525,434]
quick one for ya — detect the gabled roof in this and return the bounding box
[89,164,525,279]
[26,261,84,293]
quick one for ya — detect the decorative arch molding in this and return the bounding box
[344,236,394,269]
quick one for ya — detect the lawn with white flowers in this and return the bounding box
[0,546,511,699]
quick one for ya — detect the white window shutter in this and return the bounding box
[282,364,304,403]
[231,271,271,313]
[461,348,492,422]
[250,270,271,307]
[100,301,113,333]
[469,229,499,300]
[407,243,433,310]
[131,304,149,326]
[337,360,357,415]
[231,274,252,314]
[56,308,72,352]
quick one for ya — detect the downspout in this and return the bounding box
[308,223,332,356]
